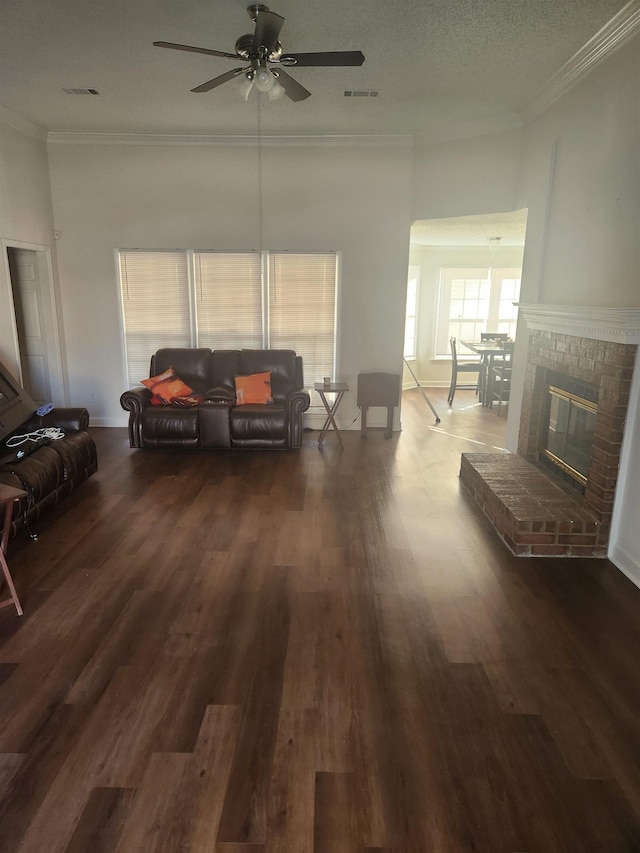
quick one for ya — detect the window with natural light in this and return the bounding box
[434,266,521,357]
[118,249,338,398]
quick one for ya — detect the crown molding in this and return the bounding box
[522,0,640,123]
[46,131,413,148]
[0,103,47,141]
[518,303,640,344]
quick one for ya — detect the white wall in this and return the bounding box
[0,117,54,249]
[47,140,413,428]
[411,129,522,222]
[513,45,639,310]
[0,114,61,379]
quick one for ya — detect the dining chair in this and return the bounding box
[447,337,483,405]
[480,332,510,341]
[488,361,512,412]
[484,342,514,408]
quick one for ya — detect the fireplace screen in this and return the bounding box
[540,385,597,488]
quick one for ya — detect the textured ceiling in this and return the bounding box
[411,209,529,246]
[0,0,630,136]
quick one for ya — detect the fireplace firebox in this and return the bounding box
[539,372,598,494]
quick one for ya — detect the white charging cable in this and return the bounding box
[5,427,65,447]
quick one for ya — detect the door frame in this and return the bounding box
[1,238,68,405]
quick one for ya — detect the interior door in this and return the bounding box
[7,247,50,405]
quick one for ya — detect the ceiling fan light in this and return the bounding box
[267,79,285,101]
[237,72,254,100]
[254,67,275,92]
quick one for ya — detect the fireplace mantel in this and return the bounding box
[517,304,640,344]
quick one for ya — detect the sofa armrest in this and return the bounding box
[286,389,311,449]
[287,389,311,409]
[120,387,152,414]
[120,388,153,448]
[23,407,90,432]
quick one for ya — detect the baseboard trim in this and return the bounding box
[403,380,449,390]
[609,544,640,590]
[89,416,128,428]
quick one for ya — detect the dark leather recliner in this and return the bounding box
[0,408,98,540]
[120,348,311,450]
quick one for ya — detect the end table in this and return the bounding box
[314,382,349,449]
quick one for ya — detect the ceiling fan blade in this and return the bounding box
[191,67,247,93]
[279,51,365,67]
[273,69,311,102]
[253,10,284,54]
[153,41,239,60]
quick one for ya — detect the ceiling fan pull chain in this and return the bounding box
[257,90,263,251]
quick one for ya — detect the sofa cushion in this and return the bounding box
[207,350,241,402]
[140,407,200,448]
[239,350,297,404]
[0,445,64,501]
[229,404,287,448]
[48,432,97,480]
[150,348,212,397]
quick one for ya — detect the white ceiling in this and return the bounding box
[411,209,529,247]
[0,0,631,137]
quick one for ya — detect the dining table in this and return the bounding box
[460,339,514,405]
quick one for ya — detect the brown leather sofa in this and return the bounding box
[120,348,311,450]
[0,408,98,540]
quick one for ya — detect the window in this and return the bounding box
[267,253,337,393]
[434,266,521,357]
[194,253,263,351]
[404,265,419,360]
[118,251,192,386]
[119,250,338,395]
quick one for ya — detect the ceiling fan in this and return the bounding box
[154,3,365,102]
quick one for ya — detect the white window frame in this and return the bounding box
[404,265,420,361]
[434,266,521,358]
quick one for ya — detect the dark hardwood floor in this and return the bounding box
[1,388,639,852]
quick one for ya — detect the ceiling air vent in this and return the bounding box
[344,90,379,98]
[63,88,100,95]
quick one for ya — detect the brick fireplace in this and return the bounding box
[460,305,640,557]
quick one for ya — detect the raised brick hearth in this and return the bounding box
[460,453,603,556]
[460,305,639,558]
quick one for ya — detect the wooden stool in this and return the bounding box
[0,483,27,616]
[357,372,401,439]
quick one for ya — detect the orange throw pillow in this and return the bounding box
[234,371,273,405]
[141,367,193,405]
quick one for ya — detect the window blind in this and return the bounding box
[195,252,263,350]
[119,251,191,386]
[268,253,337,390]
